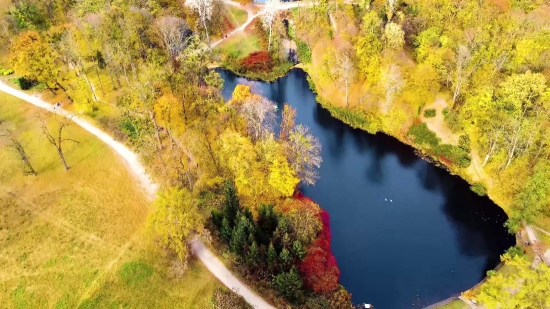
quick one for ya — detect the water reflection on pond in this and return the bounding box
[218,68,515,308]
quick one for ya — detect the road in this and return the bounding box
[0,80,275,309]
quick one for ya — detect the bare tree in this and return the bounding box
[155,16,192,60]
[286,125,322,185]
[321,48,356,106]
[185,0,213,44]
[381,64,405,112]
[0,126,37,176]
[386,0,398,21]
[450,45,471,104]
[239,96,277,142]
[40,115,79,171]
[261,0,281,52]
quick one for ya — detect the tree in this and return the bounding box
[230,214,250,254]
[185,0,213,43]
[321,48,356,106]
[273,269,303,303]
[384,22,405,50]
[355,12,383,84]
[40,115,79,171]
[381,64,405,112]
[279,104,296,141]
[477,254,550,309]
[510,161,550,226]
[223,180,240,228]
[267,242,277,267]
[286,125,322,185]
[0,126,37,176]
[149,187,206,261]
[300,237,340,295]
[261,0,280,52]
[10,31,66,94]
[155,16,192,60]
[386,0,398,21]
[282,198,322,245]
[268,156,300,197]
[239,96,277,142]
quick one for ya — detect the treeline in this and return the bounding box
[292,0,550,230]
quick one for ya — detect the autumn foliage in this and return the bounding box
[299,209,340,295]
[239,51,273,73]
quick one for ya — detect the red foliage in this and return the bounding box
[223,15,235,33]
[299,208,340,295]
[239,51,273,73]
[438,155,452,166]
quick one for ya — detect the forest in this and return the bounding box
[1,0,550,308]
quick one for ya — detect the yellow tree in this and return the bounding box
[149,188,206,261]
[10,31,66,94]
[477,253,550,309]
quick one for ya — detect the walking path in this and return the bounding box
[212,0,313,48]
[0,81,275,309]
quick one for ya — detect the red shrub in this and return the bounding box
[239,51,273,73]
[299,208,340,295]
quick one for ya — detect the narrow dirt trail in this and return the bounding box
[0,81,275,309]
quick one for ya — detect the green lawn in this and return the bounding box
[225,4,248,28]
[216,32,262,59]
[0,93,221,308]
[438,299,469,309]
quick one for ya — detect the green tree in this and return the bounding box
[273,269,304,303]
[223,180,240,228]
[292,240,306,261]
[246,241,260,267]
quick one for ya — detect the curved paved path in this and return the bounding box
[0,81,275,309]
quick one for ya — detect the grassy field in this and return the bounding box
[216,31,262,59]
[0,93,221,308]
[225,4,248,28]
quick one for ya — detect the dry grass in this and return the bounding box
[0,93,221,308]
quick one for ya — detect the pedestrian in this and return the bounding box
[523,250,526,254]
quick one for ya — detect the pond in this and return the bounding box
[218,68,515,308]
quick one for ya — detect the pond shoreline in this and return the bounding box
[218,68,515,307]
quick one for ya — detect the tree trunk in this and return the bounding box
[345,81,349,106]
[57,147,69,171]
[79,59,98,101]
[107,66,117,90]
[201,14,210,45]
[268,25,273,52]
[148,109,163,150]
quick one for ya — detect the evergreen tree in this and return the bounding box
[221,217,232,242]
[267,242,277,270]
[292,240,306,261]
[279,247,292,270]
[246,241,260,267]
[223,180,239,228]
[273,268,304,303]
[230,215,248,254]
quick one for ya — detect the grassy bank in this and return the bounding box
[0,93,222,308]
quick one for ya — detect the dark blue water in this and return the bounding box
[218,69,515,308]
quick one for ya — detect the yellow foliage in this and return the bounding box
[268,157,299,197]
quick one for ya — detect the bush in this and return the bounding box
[11,77,36,90]
[239,51,273,73]
[408,123,440,148]
[435,144,471,168]
[470,183,487,196]
[423,109,436,118]
[459,134,471,152]
[0,68,14,75]
[295,40,311,64]
[505,246,525,258]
